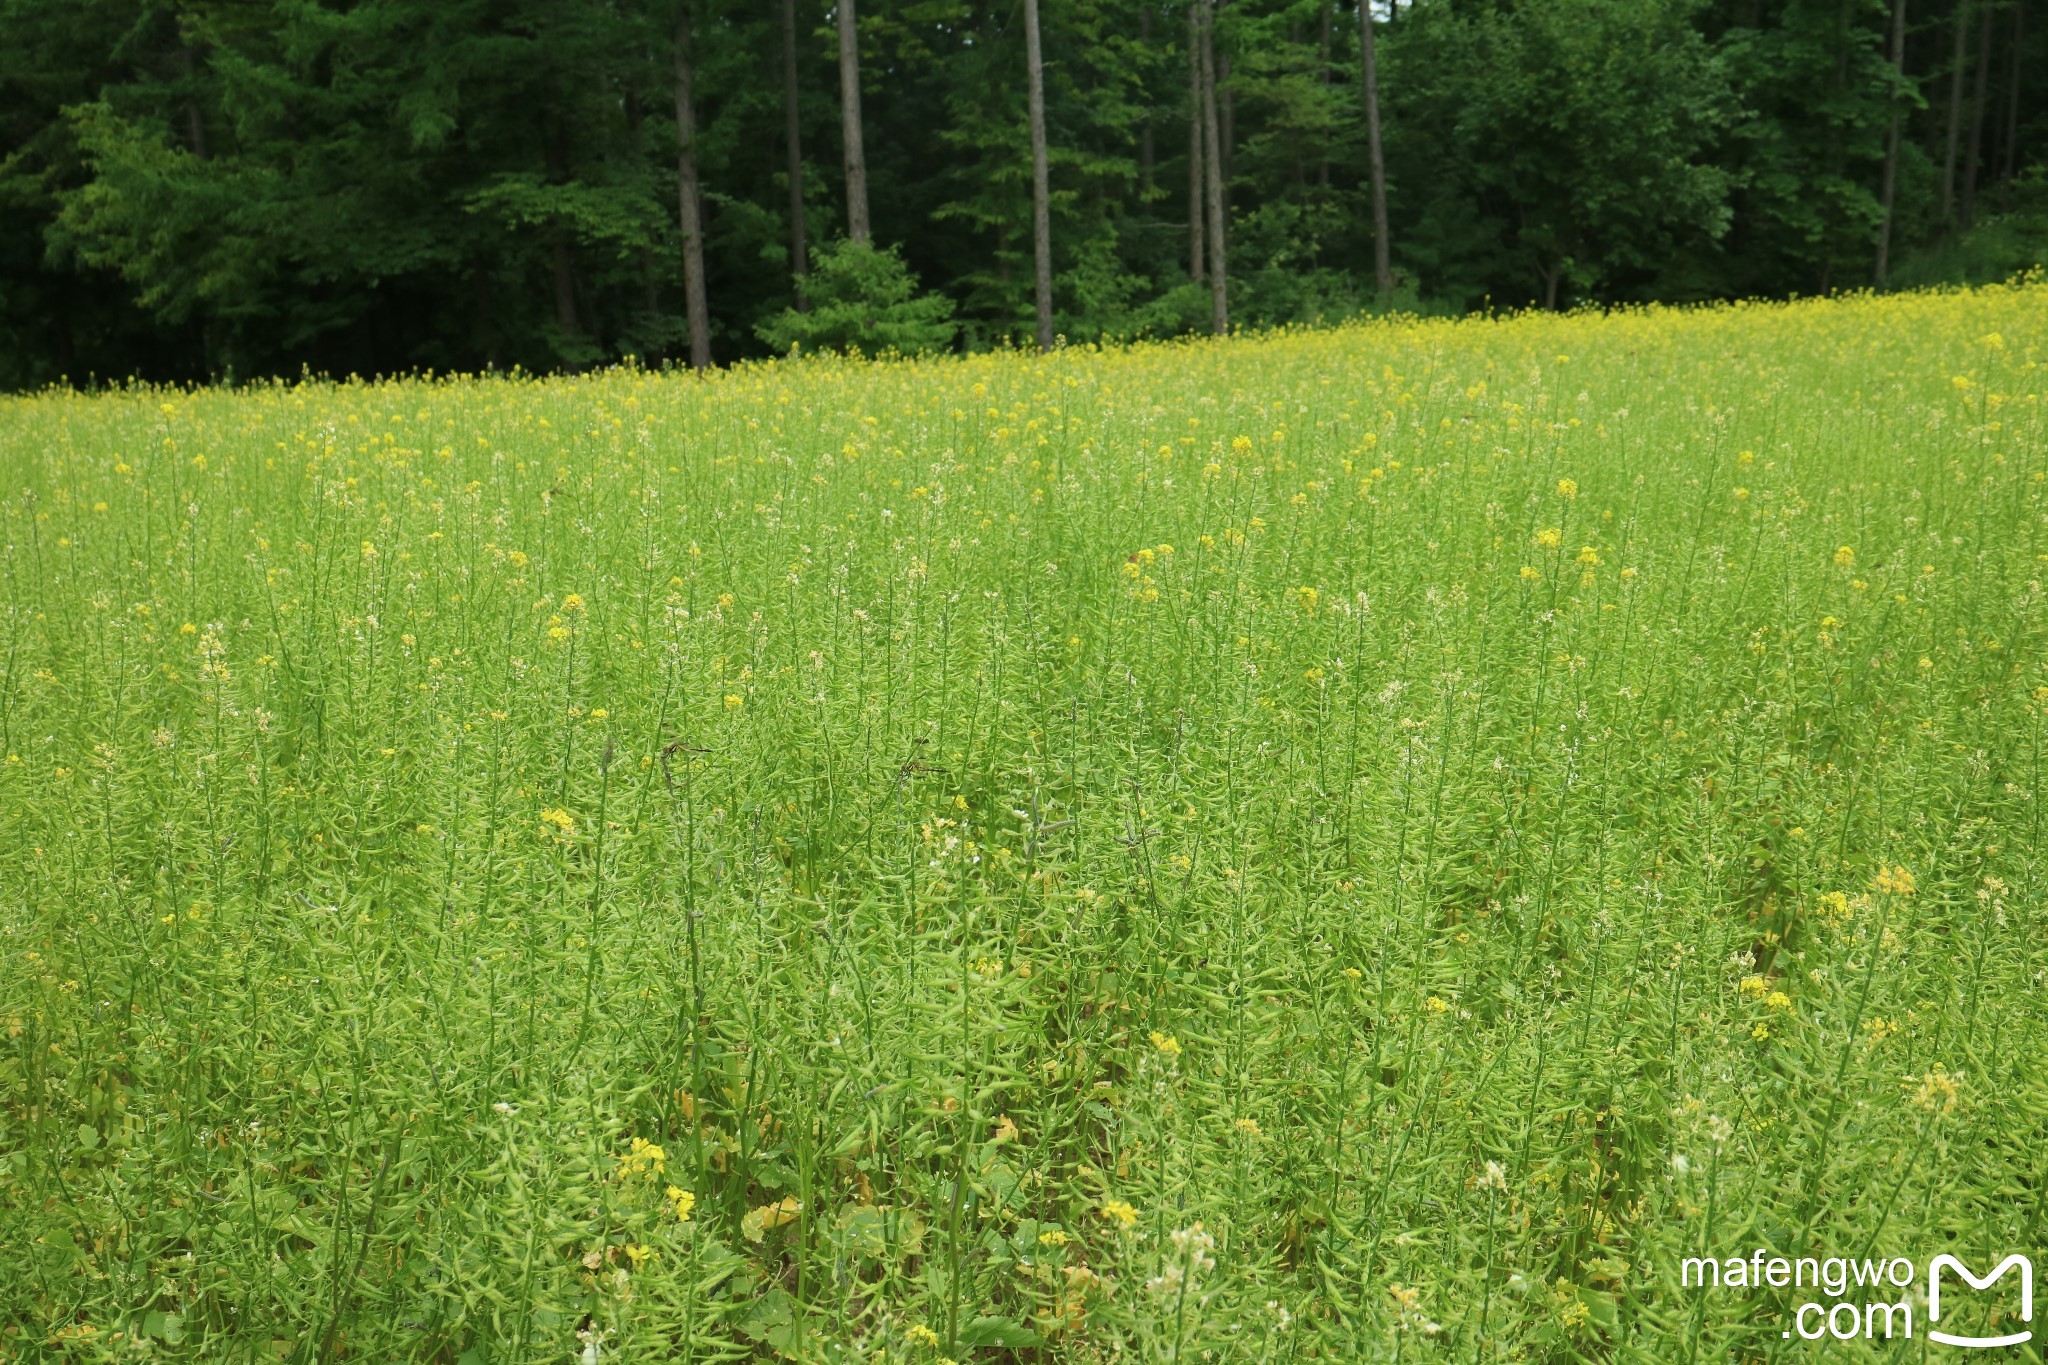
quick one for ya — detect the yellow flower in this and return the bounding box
[1576,546,1600,566]
[1833,545,1855,567]
[724,693,744,709]
[623,1243,653,1267]
[562,593,584,612]
[539,807,576,836]
[741,1197,802,1242]
[1534,527,1563,549]
[907,1324,942,1347]
[1100,1199,1138,1228]
[667,1186,697,1222]
[617,1136,666,1177]
[1519,566,1542,582]
[1872,864,1916,896]
[1424,995,1450,1014]
[1234,1117,1263,1138]
[1038,1228,1070,1247]
[1556,478,1578,499]
[1149,1030,1181,1057]
[1910,1068,1959,1114]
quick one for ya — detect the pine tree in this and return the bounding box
[838,0,869,243]
[1360,0,1393,295]
[1199,0,1227,332]
[675,0,712,368]
[1024,0,1054,350]
[783,0,810,307]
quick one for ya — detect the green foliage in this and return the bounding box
[0,0,2041,384]
[1387,0,1737,307]
[755,238,958,355]
[1891,168,2048,288]
[1709,0,1904,295]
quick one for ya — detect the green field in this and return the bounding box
[3,286,2045,1361]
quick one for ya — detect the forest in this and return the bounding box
[0,0,2039,387]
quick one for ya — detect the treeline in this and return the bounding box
[0,0,2039,387]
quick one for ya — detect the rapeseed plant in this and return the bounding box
[0,284,2042,1358]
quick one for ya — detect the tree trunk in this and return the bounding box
[178,43,208,159]
[1188,5,1205,282]
[545,133,584,346]
[674,2,712,369]
[782,0,810,307]
[1318,0,1333,187]
[1140,7,1155,194]
[838,0,871,243]
[1024,0,1054,351]
[552,240,581,343]
[1220,49,1234,186]
[1959,0,1995,227]
[2003,0,2024,183]
[1874,0,1908,285]
[1199,0,1228,333]
[1360,0,1392,295]
[1941,0,1971,222]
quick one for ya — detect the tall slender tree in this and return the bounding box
[1188,5,1206,281]
[782,0,809,307]
[1199,0,1227,332]
[838,0,870,243]
[1319,0,1334,187]
[1219,45,1234,186]
[1875,0,1909,285]
[1959,0,1996,227]
[2001,0,2024,183]
[1360,0,1392,296]
[544,131,586,353]
[674,0,711,368]
[1140,7,1155,193]
[1941,0,1972,222]
[1023,0,1054,350]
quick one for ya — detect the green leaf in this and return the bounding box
[958,1316,1040,1349]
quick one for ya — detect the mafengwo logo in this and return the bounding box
[1929,1255,2033,1349]
[1679,1250,2033,1346]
